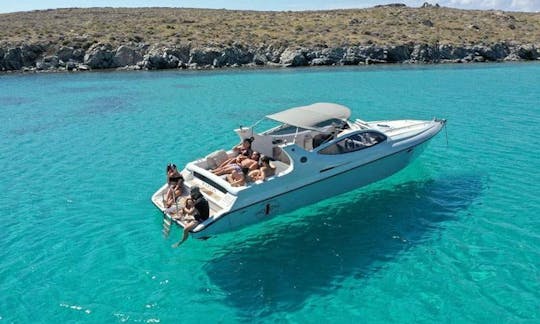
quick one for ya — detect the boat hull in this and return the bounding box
[193,139,430,238]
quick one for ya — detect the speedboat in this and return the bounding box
[152,103,446,239]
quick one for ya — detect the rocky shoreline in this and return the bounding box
[1,42,539,73]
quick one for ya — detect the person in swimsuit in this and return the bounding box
[233,137,254,157]
[172,186,209,248]
[213,151,260,176]
[213,137,255,171]
[167,163,183,186]
[212,152,245,175]
[227,167,247,187]
[172,197,196,221]
[164,181,183,208]
[248,156,276,181]
[241,151,261,171]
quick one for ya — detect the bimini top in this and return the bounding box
[266,103,351,130]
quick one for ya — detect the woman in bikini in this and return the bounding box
[227,167,247,187]
[233,137,254,156]
[248,156,276,181]
[164,181,183,208]
[167,163,183,186]
[213,151,261,176]
[213,137,255,172]
[242,151,261,171]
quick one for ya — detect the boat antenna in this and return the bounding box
[293,127,299,144]
[248,117,265,137]
[249,117,264,129]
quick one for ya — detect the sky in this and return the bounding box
[1,0,539,14]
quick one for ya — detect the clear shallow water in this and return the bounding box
[1,63,539,322]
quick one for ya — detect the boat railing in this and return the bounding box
[379,120,435,138]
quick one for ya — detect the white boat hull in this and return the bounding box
[192,139,429,238]
[151,102,446,239]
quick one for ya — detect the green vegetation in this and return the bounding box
[0,6,538,49]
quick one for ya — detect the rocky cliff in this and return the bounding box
[1,42,538,72]
[1,6,539,72]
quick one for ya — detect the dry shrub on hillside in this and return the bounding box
[0,7,538,48]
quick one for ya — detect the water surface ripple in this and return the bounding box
[0,64,539,322]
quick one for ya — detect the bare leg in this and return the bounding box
[217,157,235,168]
[172,222,198,248]
[213,165,236,176]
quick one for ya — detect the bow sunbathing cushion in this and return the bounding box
[206,156,217,169]
[214,150,229,165]
[206,150,229,169]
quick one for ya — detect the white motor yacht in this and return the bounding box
[152,103,446,239]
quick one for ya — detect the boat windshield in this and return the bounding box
[318,131,386,154]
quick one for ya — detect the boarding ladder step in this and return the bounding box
[162,214,173,238]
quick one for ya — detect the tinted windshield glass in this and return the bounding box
[318,132,386,155]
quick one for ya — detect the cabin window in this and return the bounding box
[318,132,386,155]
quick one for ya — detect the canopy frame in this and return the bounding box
[265,103,351,131]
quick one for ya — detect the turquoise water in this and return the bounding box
[1,63,539,322]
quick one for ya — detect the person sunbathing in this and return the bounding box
[248,156,276,181]
[233,137,254,156]
[212,151,260,176]
[241,151,261,171]
[227,167,247,187]
[212,152,246,175]
[212,137,255,171]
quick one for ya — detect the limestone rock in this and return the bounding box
[438,44,475,60]
[113,45,143,67]
[0,48,5,70]
[84,44,115,69]
[263,45,285,63]
[77,64,91,71]
[21,44,44,67]
[4,47,23,70]
[65,61,77,71]
[503,53,521,61]
[139,46,189,69]
[165,45,190,63]
[342,47,364,65]
[57,46,84,62]
[516,44,539,60]
[253,52,268,65]
[279,48,308,67]
[214,45,253,67]
[386,45,412,62]
[310,57,334,66]
[410,44,439,62]
[318,47,345,64]
[189,47,221,66]
[36,55,60,70]
[475,43,509,61]
[142,51,175,69]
